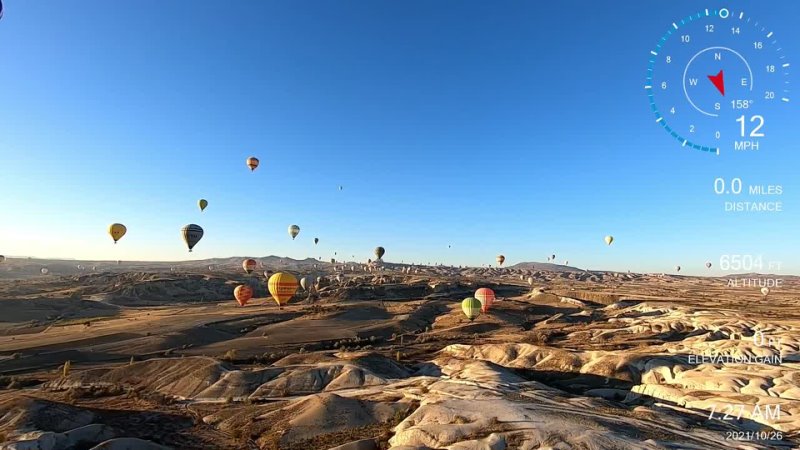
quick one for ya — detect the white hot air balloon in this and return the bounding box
[761,287,770,296]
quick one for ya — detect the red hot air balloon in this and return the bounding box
[475,288,495,313]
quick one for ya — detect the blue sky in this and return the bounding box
[0,1,797,275]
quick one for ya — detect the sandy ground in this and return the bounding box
[0,257,798,449]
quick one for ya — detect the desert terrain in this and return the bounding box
[0,257,798,449]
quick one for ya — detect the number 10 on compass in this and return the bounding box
[646,8,791,155]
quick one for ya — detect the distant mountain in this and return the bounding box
[508,261,585,273]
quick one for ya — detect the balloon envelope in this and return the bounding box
[288,225,300,240]
[374,246,385,260]
[246,156,259,171]
[475,288,495,312]
[676,266,681,272]
[604,235,614,245]
[181,224,204,252]
[108,223,127,244]
[243,259,257,274]
[234,285,253,306]
[706,262,712,269]
[268,272,298,306]
[198,199,208,211]
[496,255,505,266]
[462,297,482,321]
[761,287,770,296]
[314,238,319,245]
[41,268,49,275]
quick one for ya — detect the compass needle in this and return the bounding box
[708,70,726,95]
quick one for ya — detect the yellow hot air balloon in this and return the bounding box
[288,225,300,240]
[108,223,127,244]
[198,199,208,211]
[268,272,298,308]
[243,258,257,274]
[462,297,482,321]
[604,235,614,245]
[246,156,259,171]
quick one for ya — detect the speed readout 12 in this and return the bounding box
[646,8,790,155]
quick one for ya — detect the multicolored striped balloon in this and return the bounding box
[234,285,253,307]
[246,156,259,171]
[181,224,204,252]
[268,272,298,307]
[242,258,257,274]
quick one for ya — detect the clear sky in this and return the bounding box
[0,1,798,275]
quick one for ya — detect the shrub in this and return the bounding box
[222,349,238,362]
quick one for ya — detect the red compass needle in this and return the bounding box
[708,69,725,96]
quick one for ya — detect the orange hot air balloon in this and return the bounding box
[268,272,298,308]
[246,156,259,171]
[496,255,505,266]
[475,287,496,313]
[243,258,257,274]
[234,285,253,306]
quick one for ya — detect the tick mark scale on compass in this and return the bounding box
[708,70,725,96]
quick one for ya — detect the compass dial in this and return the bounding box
[646,8,791,155]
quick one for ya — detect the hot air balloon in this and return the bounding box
[527,276,534,286]
[475,288,495,313]
[496,255,505,266]
[339,185,343,191]
[198,199,208,211]
[41,268,49,275]
[314,237,319,245]
[331,258,336,264]
[181,224,204,252]
[234,285,253,307]
[0,0,3,20]
[108,223,127,244]
[375,246,385,260]
[604,235,614,245]
[706,262,712,269]
[462,297,482,321]
[300,276,312,291]
[243,258,257,274]
[263,270,272,279]
[268,272,298,308]
[208,265,214,271]
[288,225,300,240]
[246,156,259,171]
[675,266,681,272]
[551,254,556,261]
[761,287,770,296]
